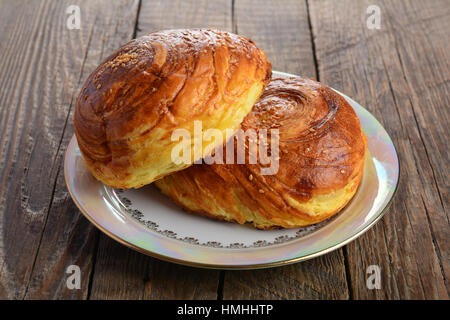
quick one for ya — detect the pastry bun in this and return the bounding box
[74,29,271,188]
[155,76,367,229]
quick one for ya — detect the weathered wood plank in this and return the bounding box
[221,0,350,300]
[88,0,233,300]
[232,0,317,79]
[381,0,449,290]
[309,0,449,299]
[0,0,140,299]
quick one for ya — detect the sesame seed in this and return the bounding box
[97,84,101,89]
[309,128,316,132]
[340,170,345,174]
[259,189,264,193]
[249,174,253,181]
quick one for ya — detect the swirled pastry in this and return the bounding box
[74,29,271,188]
[155,76,367,229]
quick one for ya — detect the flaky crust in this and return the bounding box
[155,77,367,229]
[74,29,271,188]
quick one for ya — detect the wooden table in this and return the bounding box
[0,0,448,300]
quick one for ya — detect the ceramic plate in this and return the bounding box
[64,71,399,269]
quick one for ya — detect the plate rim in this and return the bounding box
[64,71,400,270]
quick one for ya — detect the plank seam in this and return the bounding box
[86,231,101,300]
[380,219,400,297]
[403,197,427,298]
[22,14,97,299]
[132,0,142,39]
[22,160,62,299]
[231,0,237,34]
[216,270,225,300]
[307,0,354,300]
[18,0,67,299]
[342,246,354,300]
[391,35,446,216]
[305,0,319,80]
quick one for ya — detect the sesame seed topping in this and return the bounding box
[249,174,253,181]
[259,189,264,193]
[340,170,345,174]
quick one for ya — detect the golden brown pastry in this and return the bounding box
[155,76,367,229]
[74,29,271,188]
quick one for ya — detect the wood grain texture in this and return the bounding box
[222,252,349,299]
[87,0,233,300]
[0,0,139,299]
[221,0,349,300]
[309,0,449,299]
[89,234,220,299]
[137,0,232,32]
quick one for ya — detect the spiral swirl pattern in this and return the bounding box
[155,76,367,229]
[74,29,271,188]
